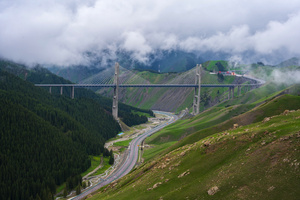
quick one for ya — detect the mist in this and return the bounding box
[0,0,300,66]
[271,69,300,85]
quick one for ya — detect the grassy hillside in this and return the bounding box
[203,60,229,72]
[142,83,300,161]
[97,66,245,112]
[89,95,300,200]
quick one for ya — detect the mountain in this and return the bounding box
[276,57,300,68]
[49,65,105,83]
[130,50,204,73]
[88,81,300,200]
[95,60,259,112]
[0,59,154,126]
[48,50,204,83]
[0,59,153,200]
[0,69,120,199]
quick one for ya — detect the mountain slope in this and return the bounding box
[0,69,122,199]
[0,60,152,199]
[96,66,249,112]
[0,59,154,126]
[89,94,300,200]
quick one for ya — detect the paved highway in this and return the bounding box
[70,111,179,200]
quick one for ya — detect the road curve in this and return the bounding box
[70,111,178,200]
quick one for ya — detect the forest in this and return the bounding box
[0,61,153,200]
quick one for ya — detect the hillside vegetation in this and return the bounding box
[97,65,245,112]
[0,60,153,200]
[0,59,153,126]
[92,108,300,200]
[88,92,300,200]
[86,59,300,200]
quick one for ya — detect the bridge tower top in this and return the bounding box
[112,62,119,120]
[192,64,201,115]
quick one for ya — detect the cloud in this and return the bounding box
[122,31,152,63]
[271,69,300,85]
[0,0,300,66]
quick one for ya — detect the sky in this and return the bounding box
[0,0,300,66]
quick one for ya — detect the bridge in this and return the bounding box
[35,63,264,118]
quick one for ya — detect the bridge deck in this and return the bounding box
[35,83,262,88]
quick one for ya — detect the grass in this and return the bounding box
[139,81,298,168]
[94,157,111,176]
[203,60,229,71]
[143,141,177,162]
[56,183,66,194]
[81,155,102,177]
[113,139,133,147]
[56,155,102,194]
[131,110,153,118]
[88,106,300,200]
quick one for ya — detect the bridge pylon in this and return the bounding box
[112,62,120,120]
[192,64,201,115]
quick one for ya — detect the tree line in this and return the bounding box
[0,61,154,200]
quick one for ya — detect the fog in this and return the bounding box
[0,0,300,66]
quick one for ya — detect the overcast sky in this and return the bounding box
[1,0,300,66]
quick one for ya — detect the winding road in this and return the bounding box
[70,111,179,200]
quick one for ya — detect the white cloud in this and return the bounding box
[271,69,300,85]
[0,0,300,65]
[122,31,152,63]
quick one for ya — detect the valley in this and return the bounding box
[69,111,180,200]
[1,2,300,200]
[1,58,300,200]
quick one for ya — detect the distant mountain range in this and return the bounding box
[48,50,206,83]
[275,57,300,68]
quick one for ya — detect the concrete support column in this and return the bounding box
[112,62,120,120]
[238,86,241,96]
[60,87,63,95]
[192,64,201,115]
[231,87,235,98]
[49,86,52,94]
[71,86,74,99]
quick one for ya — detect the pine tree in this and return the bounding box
[109,155,114,165]
[76,184,81,195]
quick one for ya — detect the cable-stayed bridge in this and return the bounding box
[35,63,264,118]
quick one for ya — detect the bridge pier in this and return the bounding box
[71,86,74,99]
[112,62,120,120]
[237,85,241,96]
[228,87,230,100]
[192,64,201,115]
[60,86,63,95]
[49,86,52,94]
[228,86,235,99]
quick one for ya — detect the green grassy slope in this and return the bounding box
[89,102,300,200]
[203,60,229,71]
[99,66,242,112]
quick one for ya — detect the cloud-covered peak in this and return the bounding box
[0,0,300,66]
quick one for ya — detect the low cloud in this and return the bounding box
[122,31,152,63]
[271,69,300,85]
[0,0,300,66]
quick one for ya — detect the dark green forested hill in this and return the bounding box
[0,69,123,199]
[0,59,154,200]
[0,60,153,126]
[0,61,153,200]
